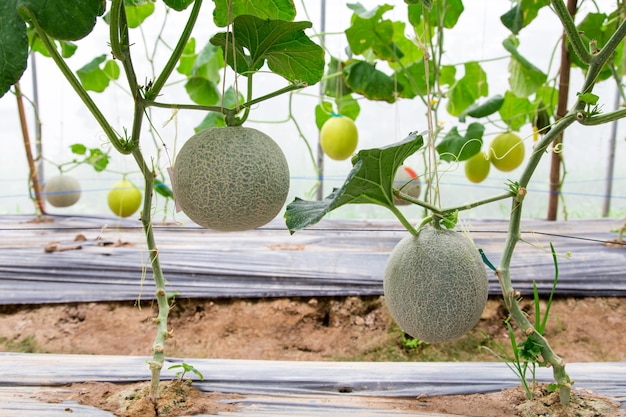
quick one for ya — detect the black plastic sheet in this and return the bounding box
[0,214,624,304]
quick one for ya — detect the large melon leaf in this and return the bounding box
[0,0,28,97]
[210,15,324,85]
[285,131,424,233]
[212,0,296,27]
[17,0,104,41]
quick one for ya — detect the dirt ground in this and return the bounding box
[1,295,625,363]
[1,295,625,416]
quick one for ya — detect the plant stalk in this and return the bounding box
[132,150,171,400]
[550,0,590,64]
[493,17,626,396]
[497,21,626,403]
[109,1,173,399]
[144,0,203,101]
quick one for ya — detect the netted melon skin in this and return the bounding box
[383,226,489,343]
[43,175,81,208]
[173,126,290,231]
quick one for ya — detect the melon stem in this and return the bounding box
[132,150,171,400]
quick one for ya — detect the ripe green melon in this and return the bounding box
[383,225,489,343]
[173,126,290,231]
[43,175,81,208]
[489,132,525,172]
[464,151,490,183]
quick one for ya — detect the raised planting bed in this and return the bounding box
[0,353,624,416]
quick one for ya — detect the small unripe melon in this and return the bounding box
[394,166,421,206]
[383,225,489,343]
[173,126,290,231]
[43,175,81,208]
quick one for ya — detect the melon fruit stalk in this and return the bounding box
[383,224,489,343]
[173,126,290,231]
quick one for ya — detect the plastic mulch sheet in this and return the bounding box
[0,353,624,416]
[0,214,624,304]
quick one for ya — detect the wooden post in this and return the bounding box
[547,0,577,220]
[15,82,46,216]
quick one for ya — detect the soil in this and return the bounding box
[2,295,625,416]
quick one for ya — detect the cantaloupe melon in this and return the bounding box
[172,126,290,231]
[383,225,489,343]
[43,175,81,208]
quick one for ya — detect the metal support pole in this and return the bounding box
[316,0,326,201]
[602,87,620,217]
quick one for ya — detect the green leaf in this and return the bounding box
[184,77,220,106]
[222,86,245,108]
[501,0,549,33]
[407,0,463,30]
[179,42,223,106]
[195,112,226,132]
[193,86,244,130]
[59,40,78,58]
[446,61,488,116]
[0,0,29,97]
[459,94,504,122]
[395,59,434,99]
[503,36,547,97]
[285,131,424,233]
[568,13,615,81]
[389,21,424,68]
[210,15,325,85]
[578,13,610,46]
[70,143,88,155]
[534,86,558,116]
[190,42,223,83]
[87,148,109,172]
[176,38,196,76]
[17,0,104,41]
[315,101,333,130]
[343,60,401,102]
[578,92,599,105]
[103,59,120,80]
[500,5,523,35]
[336,94,360,120]
[154,178,174,198]
[441,210,458,229]
[439,65,456,86]
[436,123,484,162]
[212,0,296,27]
[499,90,532,131]
[76,55,120,92]
[28,29,78,58]
[125,1,154,28]
[314,97,359,130]
[345,4,404,62]
[163,0,194,11]
[322,56,353,98]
